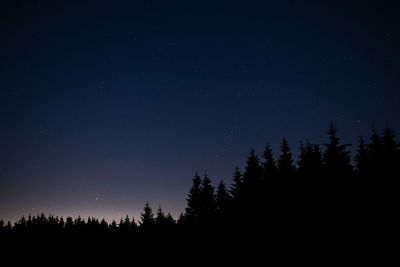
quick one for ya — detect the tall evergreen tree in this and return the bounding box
[140,202,155,229]
[243,149,263,188]
[110,220,117,232]
[230,166,243,201]
[278,138,296,179]
[216,180,230,214]
[199,172,216,219]
[65,217,74,231]
[185,172,202,222]
[155,206,166,226]
[355,137,369,177]
[130,217,137,231]
[262,143,277,182]
[323,123,353,179]
[298,140,324,181]
[100,219,108,231]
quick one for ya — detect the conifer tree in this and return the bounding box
[278,138,296,179]
[323,123,353,179]
[243,149,263,188]
[298,140,324,181]
[185,172,202,222]
[155,206,166,226]
[100,219,108,231]
[355,137,369,177]
[216,180,230,213]
[140,202,155,229]
[110,220,117,232]
[230,167,243,200]
[262,143,277,182]
[200,172,216,219]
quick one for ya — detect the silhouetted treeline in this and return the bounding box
[1,124,398,239]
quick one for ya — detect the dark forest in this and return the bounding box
[1,123,397,246]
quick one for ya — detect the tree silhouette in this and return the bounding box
[100,219,108,231]
[323,123,353,180]
[215,180,230,214]
[1,123,397,244]
[155,206,166,226]
[298,140,324,182]
[140,202,155,230]
[355,137,369,178]
[230,166,243,201]
[185,172,202,223]
[243,149,263,188]
[262,143,277,183]
[199,172,216,221]
[277,138,296,180]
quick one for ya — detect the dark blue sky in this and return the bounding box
[1,1,399,223]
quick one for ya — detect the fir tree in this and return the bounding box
[355,137,369,177]
[140,202,155,229]
[216,180,230,213]
[199,171,216,219]
[262,143,277,181]
[298,140,324,181]
[230,166,243,200]
[323,123,353,179]
[185,172,202,222]
[243,149,263,188]
[278,138,296,179]
[155,206,166,226]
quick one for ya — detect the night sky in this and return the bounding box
[1,1,399,223]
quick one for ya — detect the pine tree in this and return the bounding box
[100,219,108,231]
[262,143,277,182]
[230,166,243,200]
[120,215,130,232]
[200,171,216,220]
[323,123,353,179]
[65,217,74,231]
[216,180,230,214]
[185,172,202,222]
[155,206,166,226]
[243,149,263,188]
[298,140,324,181]
[130,217,137,231]
[110,220,117,232]
[355,137,369,177]
[278,138,296,179]
[165,213,176,226]
[140,202,155,229]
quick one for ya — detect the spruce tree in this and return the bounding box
[278,138,296,179]
[185,172,202,222]
[200,172,216,220]
[262,143,277,182]
[298,140,324,181]
[323,123,353,179]
[243,149,263,189]
[140,202,155,229]
[230,166,243,201]
[155,206,166,226]
[355,137,369,178]
[216,180,230,214]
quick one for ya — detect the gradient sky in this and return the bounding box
[1,0,399,223]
